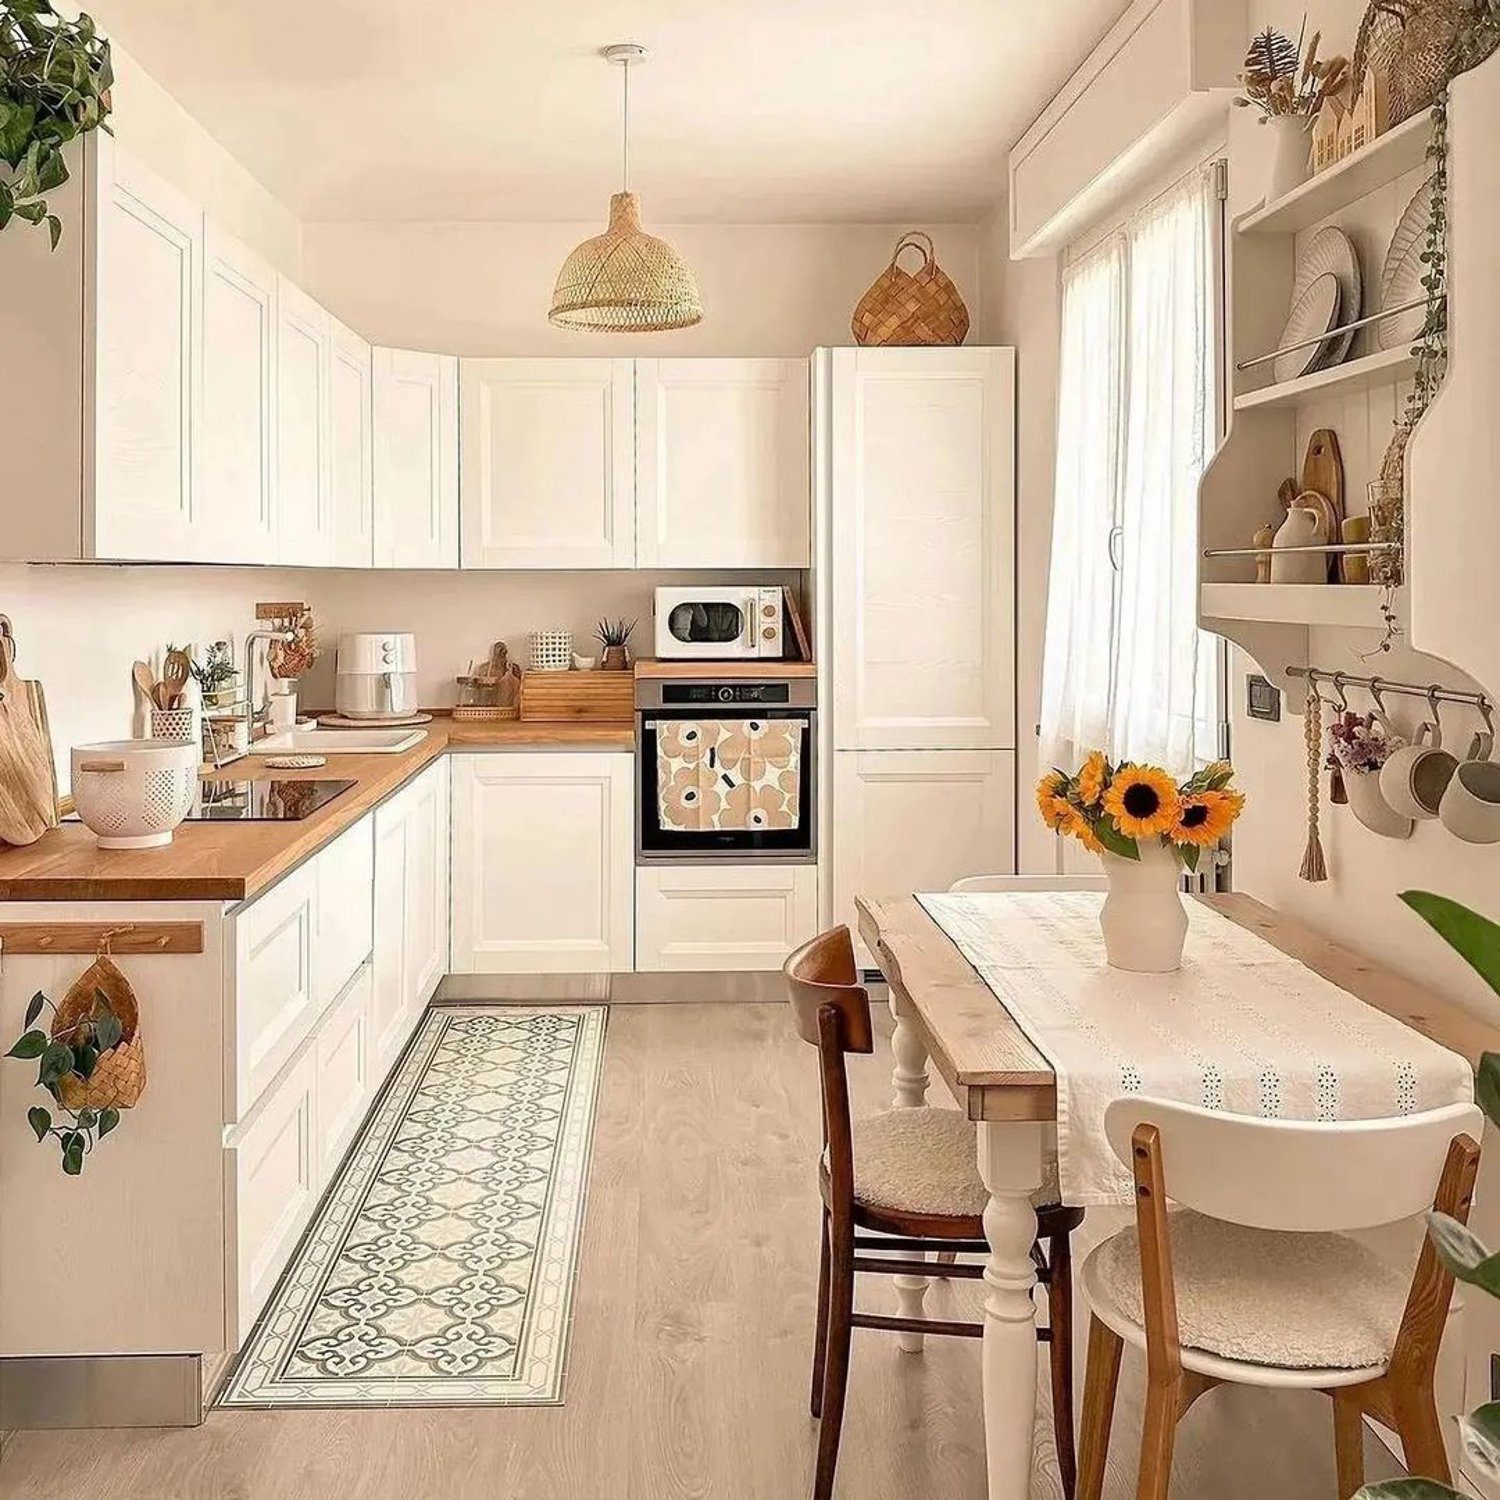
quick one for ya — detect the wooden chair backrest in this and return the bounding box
[783,927,873,1208]
[950,873,1109,892]
[1103,1096,1483,1232]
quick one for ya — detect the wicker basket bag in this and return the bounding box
[1353,0,1465,124]
[851,232,971,347]
[50,954,147,1112]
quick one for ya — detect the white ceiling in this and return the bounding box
[95,0,1129,225]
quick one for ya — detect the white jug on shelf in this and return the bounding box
[1269,499,1330,584]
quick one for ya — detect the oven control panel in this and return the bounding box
[661,682,792,705]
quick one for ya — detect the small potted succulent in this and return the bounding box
[595,617,636,673]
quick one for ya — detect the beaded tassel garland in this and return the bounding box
[1299,686,1329,882]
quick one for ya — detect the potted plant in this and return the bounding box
[265,608,319,729]
[1035,754,1246,972]
[188,639,239,710]
[1235,23,1350,197]
[0,1,114,248]
[1326,709,1413,838]
[595,617,637,672]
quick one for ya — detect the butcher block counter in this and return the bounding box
[0,717,636,903]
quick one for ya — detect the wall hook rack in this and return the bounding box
[1285,666,1493,716]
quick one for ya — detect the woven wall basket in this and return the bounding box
[51,954,147,1112]
[851,231,971,347]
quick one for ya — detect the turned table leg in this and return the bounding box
[888,990,934,1351]
[978,1120,1045,1500]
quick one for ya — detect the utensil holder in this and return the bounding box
[529,630,574,673]
[149,706,200,747]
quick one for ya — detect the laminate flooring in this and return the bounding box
[0,1000,1399,1499]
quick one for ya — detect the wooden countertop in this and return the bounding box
[0,718,636,904]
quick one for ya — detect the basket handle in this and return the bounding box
[77,759,126,773]
[890,231,935,271]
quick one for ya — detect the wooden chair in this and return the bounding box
[950,873,1109,893]
[785,925,1085,1500]
[1076,1095,1484,1500]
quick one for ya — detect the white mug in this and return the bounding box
[1439,734,1500,844]
[268,689,298,733]
[1379,720,1457,822]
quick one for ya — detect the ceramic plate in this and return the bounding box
[1291,225,1362,367]
[1274,271,1342,385]
[1378,174,1437,351]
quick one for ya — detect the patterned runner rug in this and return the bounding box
[219,1005,606,1408]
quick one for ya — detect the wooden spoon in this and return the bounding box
[132,660,157,708]
[162,648,191,709]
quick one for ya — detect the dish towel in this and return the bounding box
[917,891,1474,1207]
[655,718,802,833]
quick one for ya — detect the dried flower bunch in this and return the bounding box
[267,609,319,680]
[1035,753,1245,873]
[1236,21,1350,121]
[1324,710,1397,775]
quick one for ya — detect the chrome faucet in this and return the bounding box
[243,629,295,742]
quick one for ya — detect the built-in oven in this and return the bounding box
[636,674,817,864]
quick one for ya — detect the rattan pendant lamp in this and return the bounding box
[549,44,703,332]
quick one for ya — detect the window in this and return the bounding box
[1038,166,1223,776]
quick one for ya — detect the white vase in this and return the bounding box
[1099,842,1188,974]
[1266,115,1312,199]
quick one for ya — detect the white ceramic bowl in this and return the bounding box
[71,739,200,849]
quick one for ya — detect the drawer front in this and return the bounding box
[225,1049,317,1345]
[313,816,375,1009]
[232,862,316,1120]
[315,963,373,1180]
[636,863,819,972]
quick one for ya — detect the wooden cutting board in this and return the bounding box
[0,630,59,845]
[1301,428,1345,582]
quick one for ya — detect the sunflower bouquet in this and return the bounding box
[1035,753,1245,872]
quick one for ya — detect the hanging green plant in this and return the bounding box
[0,0,114,249]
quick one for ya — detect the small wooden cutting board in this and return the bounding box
[1301,428,1345,580]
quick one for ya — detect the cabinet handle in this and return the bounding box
[1107,524,1124,573]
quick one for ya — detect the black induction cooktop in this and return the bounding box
[185,778,357,822]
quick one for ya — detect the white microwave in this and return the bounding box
[653,586,784,660]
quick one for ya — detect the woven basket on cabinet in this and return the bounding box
[1352,0,1465,124]
[50,955,147,1112]
[851,232,970,347]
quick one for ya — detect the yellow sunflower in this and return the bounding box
[1077,751,1108,807]
[1171,789,1245,847]
[1035,771,1068,829]
[1102,764,1181,839]
[1055,801,1104,853]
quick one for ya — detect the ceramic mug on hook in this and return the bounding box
[1439,727,1500,844]
[1379,697,1458,822]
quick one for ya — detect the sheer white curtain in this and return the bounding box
[1039,167,1220,776]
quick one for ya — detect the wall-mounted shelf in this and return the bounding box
[1234,346,1417,411]
[1238,109,1434,236]
[1201,583,1401,629]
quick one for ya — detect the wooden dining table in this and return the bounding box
[855,890,1490,1500]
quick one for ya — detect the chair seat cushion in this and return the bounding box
[845,1107,1061,1219]
[1085,1210,1409,1371]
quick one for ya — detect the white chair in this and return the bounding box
[1076,1096,1483,1500]
[949,873,1109,892]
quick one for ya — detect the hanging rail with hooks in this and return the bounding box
[1285,667,1494,718]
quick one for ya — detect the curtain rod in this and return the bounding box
[1286,666,1492,714]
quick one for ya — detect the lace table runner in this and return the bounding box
[917,892,1473,1206]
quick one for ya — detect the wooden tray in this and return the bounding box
[520,670,635,722]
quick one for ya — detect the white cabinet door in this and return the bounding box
[636,358,810,567]
[636,863,819,972]
[329,318,374,567]
[403,756,448,1017]
[460,359,634,569]
[314,963,373,1180]
[275,277,331,565]
[830,750,1015,960]
[90,140,201,562]
[372,788,411,1071]
[450,752,634,973]
[313,816,374,1011]
[198,223,275,563]
[372,347,458,569]
[828,347,1016,750]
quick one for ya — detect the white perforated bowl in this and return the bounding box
[71,739,200,849]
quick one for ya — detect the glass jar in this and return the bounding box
[1366,479,1405,587]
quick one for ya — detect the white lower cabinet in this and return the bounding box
[830,749,1015,961]
[314,963,374,1181]
[636,864,818,971]
[313,816,374,1014]
[450,752,634,974]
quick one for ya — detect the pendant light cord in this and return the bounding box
[621,57,631,192]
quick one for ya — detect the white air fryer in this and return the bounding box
[335,632,419,719]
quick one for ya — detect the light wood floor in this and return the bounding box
[1,1001,1399,1499]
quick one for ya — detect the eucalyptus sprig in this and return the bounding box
[0,0,114,248]
[6,987,123,1175]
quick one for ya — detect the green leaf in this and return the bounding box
[61,1140,84,1176]
[38,1040,73,1085]
[74,1042,98,1079]
[93,1008,122,1052]
[1399,891,1500,997]
[1178,844,1201,873]
[75,1106,97,1129]
[1092,818,1140,860]
[1427,1210,1500,1295]
[23,992,45,1028]
[27,1104,51,1141]
[6,1028,47,1060]
[1459,1402,1500,1480]
[97,1107,118,1138]
[1355,1482,1465,1499]
[46,212,60,248]
[1476,1052,1500,1134]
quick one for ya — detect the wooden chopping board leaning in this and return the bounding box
[0,616,59,845]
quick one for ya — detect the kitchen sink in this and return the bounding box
[249,728,428,755]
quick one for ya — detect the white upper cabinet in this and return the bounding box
[460,358,635,569]
[826,347,1017,751]
[635,358,810,568]
[328,318,374,568]
[275,277,332,566]
[91,140,201,562]
[199,223,276,564]
[372,347,458,569]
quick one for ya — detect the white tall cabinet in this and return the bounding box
[328,318,374,567]
[274,277,332,566]
[819,347,1018,948]
[372,347,459,569]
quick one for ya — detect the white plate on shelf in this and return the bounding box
[1291,225,1362,366]
[1378,174,1437,351]
[1273,271,1343,384]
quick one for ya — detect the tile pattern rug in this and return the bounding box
[219,1005,607,1408]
